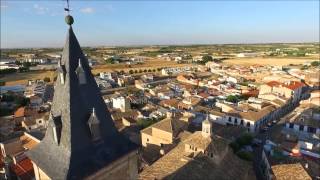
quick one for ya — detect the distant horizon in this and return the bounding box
[1,1,319,48]
[1,41,319,50]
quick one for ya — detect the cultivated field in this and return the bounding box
[1,59,191,85]
[1,71,56,86]
[223,57,317,66]
[92,59,189,74]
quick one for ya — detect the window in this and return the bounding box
[299,125,304,131]
[240,120,244,125]
[210,153,213,158]
[246,122,250,127]
[228,117,232,122]
[234,118,238,124]
[147,138,149,142]
[195,147,197,151]
[308,127,316,134]
[289,123,294,128]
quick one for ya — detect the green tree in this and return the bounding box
[202,55,213,62]
[0,80,5,86]
[15,60,22,65]
[311,61,320,66]
[236,133,253,146]
[105,57,115,64]
[0,68,17,75]
[18,67,29,72]
[14,97,30,107]
[22,62,31,68]
[236,151,253,161]
[226,95,239,103]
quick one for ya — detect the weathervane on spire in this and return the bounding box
[64,0,74,25]
[64,0,70,14]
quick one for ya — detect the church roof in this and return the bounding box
[139,131,255,180]
[27,24,137,179]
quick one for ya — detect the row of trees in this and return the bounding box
[0,67,29,75]
[128,68,161,74]
[195,55,223,65]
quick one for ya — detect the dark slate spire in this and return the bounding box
[27,16,137,180]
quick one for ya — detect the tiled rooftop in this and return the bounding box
[139,132,255,180]
[271,163,311,180]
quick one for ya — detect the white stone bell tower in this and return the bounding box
[202,114,212,138]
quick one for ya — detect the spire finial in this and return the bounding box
[64,0,74,25]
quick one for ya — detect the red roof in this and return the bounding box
[266,81,305,90]
[198,92,210,99]
[243,90,259,97]
[14,107,26,118]
[283,81,305,90]
[266,81,281,87]
[11,157,34,180]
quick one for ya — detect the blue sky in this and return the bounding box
[1,1,319,48]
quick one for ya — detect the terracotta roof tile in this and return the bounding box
[282,81,305,90]
[271,163,311,180]
[11,157,34,180]
[14,107,26,118]
[266,81,281,87]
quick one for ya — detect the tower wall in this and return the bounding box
[86,150,138,180]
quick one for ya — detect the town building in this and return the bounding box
[259,81,305,103]
[24,80,46,98]
[139,119,255,179]
[141,111,191,149]
[0,132,40,180]
[112,96,131,112]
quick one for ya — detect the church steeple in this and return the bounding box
[27,5,137,179]
[202,113,212,138]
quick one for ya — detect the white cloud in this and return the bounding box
[33,4,49,15]
[80,7,94,14]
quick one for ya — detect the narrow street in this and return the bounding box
[252,90,311,180]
